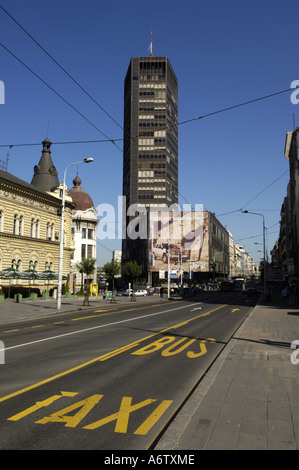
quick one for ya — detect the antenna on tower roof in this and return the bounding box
[149,32,153,57]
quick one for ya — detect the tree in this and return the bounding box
[102,261,121,291]
[76,258,97,293]
[122,260,142,288]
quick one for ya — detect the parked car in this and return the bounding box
[134,289,148,296]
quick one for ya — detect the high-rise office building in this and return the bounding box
[122,52,178,272]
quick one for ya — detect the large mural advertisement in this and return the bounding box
[148,211,209,274]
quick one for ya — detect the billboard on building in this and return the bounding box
[148,210,209,273]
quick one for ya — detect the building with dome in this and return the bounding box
[68,174,98,292]
[0,138,74,297]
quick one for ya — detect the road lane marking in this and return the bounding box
[71,315,98,321]
[0,303,227,404]
[0,303,184,354]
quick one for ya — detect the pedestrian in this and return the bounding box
[281,285,289,305]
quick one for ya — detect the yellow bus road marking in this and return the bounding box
[0,303,227,404]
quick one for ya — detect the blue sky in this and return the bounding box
[0,0,298,266]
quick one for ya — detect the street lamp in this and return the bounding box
[57,157,94,309]
[167,239,170,299]
[241,210,266,296]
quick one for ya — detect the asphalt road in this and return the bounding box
[0,291,258,450]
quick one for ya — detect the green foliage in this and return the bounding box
[102,261,121,280]
[76,258,97,276]
[122,260,142,280]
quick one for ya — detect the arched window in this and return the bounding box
[31,218,35,237]
[13,214,18,235]
[45,260,53,270]
[11,258,21,270]
[19,215,23,236]
[35,220,40,238]
[29,259,38,270]
[46,222,50,240]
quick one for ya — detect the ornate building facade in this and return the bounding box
[69,174,98,291]
[0,139,74,295]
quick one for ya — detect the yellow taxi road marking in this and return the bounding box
[7,391,173,436]
[8,391,78,421]
[0,303,227,404]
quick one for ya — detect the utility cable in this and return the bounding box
[0,41,122,152]
[0,88,293,150]
[216,170,289,218]
[0,4,123,131]
[0,37,293,210]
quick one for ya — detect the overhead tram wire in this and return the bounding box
[215,169,289,218]
[3,8,292,251]
[0,6,187,204]
[0,41,123,152]
[0,86,294,151]
[0,40,189,206]
[0,4,123,132]
[0,38,293,208]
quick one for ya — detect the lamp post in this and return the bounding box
[167,239,170,299]
[57,157,94,310]
[241,210,266,296]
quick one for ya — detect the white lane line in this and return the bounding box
[1,304,191,352]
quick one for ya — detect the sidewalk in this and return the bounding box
[155,295,299,450]
[0,293,164,325]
